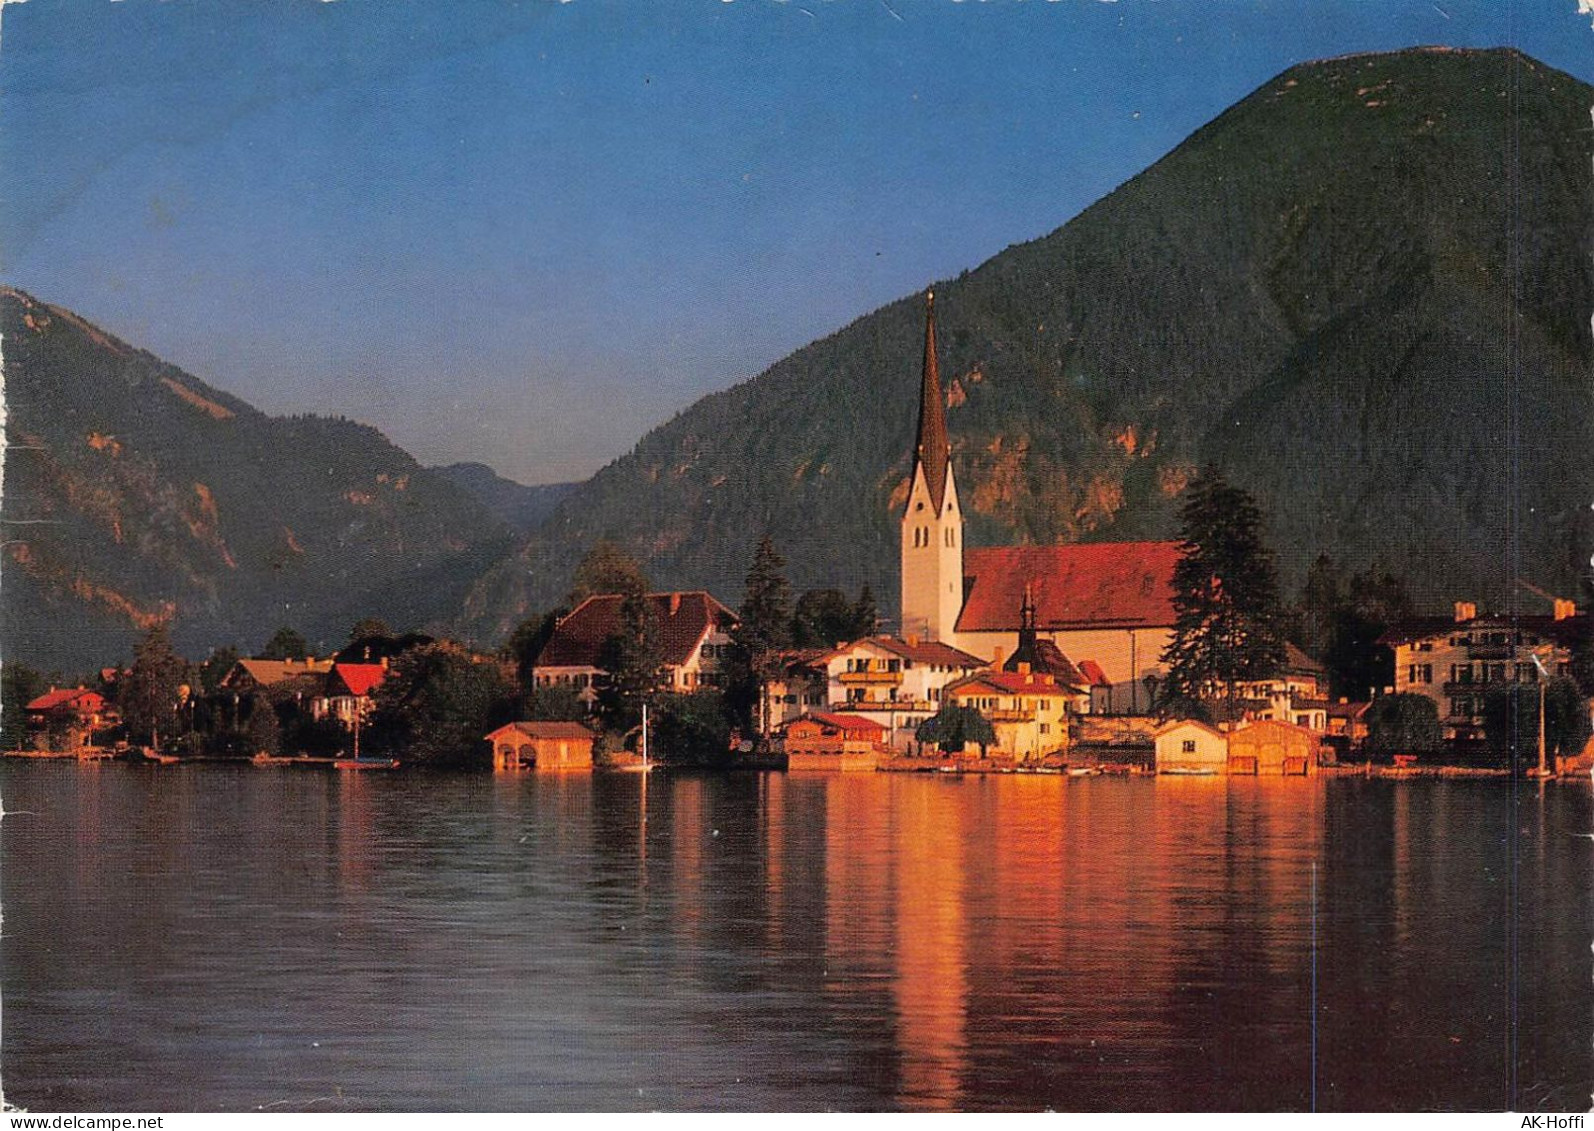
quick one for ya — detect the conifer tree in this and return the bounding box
[123,625,190,749]
[1161,467,1287,717]
[593,589,661,734]
[728,535,793,733]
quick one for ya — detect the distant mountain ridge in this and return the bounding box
[0,288,516,672]
[429,463,578,534]
[458,47,1594,641]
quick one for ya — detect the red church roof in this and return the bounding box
[957,541,1181,633]
[537,591,737,669]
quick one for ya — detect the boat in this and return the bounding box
[334,757,399,770]
[1067,766,1102,777]
[1160,767,1219,777]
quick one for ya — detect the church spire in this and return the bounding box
[912,289,951,512]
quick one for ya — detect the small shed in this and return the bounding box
[1154,719,1228,774]
[1228,719,1317,776]
[782,712,886,771]
[485,721,595,771]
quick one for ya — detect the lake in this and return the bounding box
[1,762,1588,1112]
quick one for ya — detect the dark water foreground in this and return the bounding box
[1,762,1588,1112]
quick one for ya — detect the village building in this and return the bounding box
[532,591,737,700]
[1153,719,1228,775]
[1382,600,1587,741]
[1324,699,1371,756]
[897,292,1178,709]
[758,649,832,732]
[780,711,888,772]
[24,687,115,751]
[942,667,1072,761]
[1235,643,1332,732]
[1227,719,1318,775]
[219,657,335,693]
[485,720,596,771]
[820,635,986,748]
[310,661,388,727]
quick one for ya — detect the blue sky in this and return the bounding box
[2,0,1591,484]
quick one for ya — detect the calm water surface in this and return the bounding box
[1,763,1589,1112]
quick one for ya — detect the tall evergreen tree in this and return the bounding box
[1162,467,1288,715]
[728,536,794,733]
[567,539,650,605]
[260,625,310,661]
[122,625,191,748]
[593,589,661,734]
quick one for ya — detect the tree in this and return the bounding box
[1482,676,1591,768]
[852,584,879,639]
[198,645,240,696]
[592,590,661,734]
[1,663,47,751]
[504,609,565,686]
[1364,693,1442,760]
[727,536,793,733]
[916,703,996,757]
[1288,555,1413,700]
[791,586,878,649]
[349,617,392,643]
[260,626,310,661]
[366,643,519,767]
[567,539,650,605]
[650,691,733,766]
[122,625,191,748]
[527,682,588,723]
[1162,468,1288,716]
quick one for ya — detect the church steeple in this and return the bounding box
[912,290,951,514]
[899,290,964,646]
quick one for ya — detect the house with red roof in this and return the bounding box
[532,591,737,702]
[897,294,1177,715]
[23,686,114,751]
[819,634,987,749]
[942,667,1071,761]
[310,662,389,727]
[780,711,888,771]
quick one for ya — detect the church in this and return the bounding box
[898,292,1180,716]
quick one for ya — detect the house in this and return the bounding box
[1324,699,1371,756]
[821,635,986,749]
[1154,720,1228,774]
[758,649,832,732]
[219,657,335,693]
[24,687,114,751]
[532,591,738,701]
[1236,643,1332,731]
[942,666,1071,761]
[1227,719,1317,775]
[781,712,887,772]
[310,662,388,727]
[485,721,595,771]
[896,292,1177,707]
[1382,600,1587,741]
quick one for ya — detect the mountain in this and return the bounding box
[429,463,578,534]
[1,288,516,672]
[459,47,1594,641]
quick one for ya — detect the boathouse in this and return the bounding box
[485,721,596,771]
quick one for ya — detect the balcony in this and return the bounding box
[1466,644,1515,661]
[987,708,1036,724]
[838,669,903,686]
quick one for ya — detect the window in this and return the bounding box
[1039,723,1049,735]
[1182,739,1196,754]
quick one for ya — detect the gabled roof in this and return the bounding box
[796,711,886,732]
[857,635,985,669]
[328,663,386,699]
[1283,643,1328,676]
[1153,719,1227,740]
[224,658,334,689]
[947,669,1067,697]
[536,591,737,669]
[486,720,595,742]
[1379,612,1590,647]
[958,541,1180,633]
[26,688,105,713]
[1077,660,1112,688]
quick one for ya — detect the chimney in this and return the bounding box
[1017,661,1031,675]
[380,657,390,670]
[1453,601,1477,623]
[906,633,921,648]
[1554,598,1577,621]
[669,593,681,616]
[992,646,1006,669]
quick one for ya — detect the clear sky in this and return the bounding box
[2,0,1591,485]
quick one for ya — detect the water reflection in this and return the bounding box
[1,763,1587,1111]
